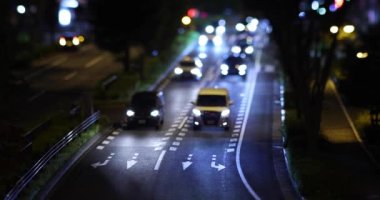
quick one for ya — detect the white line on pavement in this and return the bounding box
[236,50,262,200]
[63,71,77,80]
[85,54,106,68]
[154,150,167,170]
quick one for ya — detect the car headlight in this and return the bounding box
[195,59,203,67]
[231,45,241,54]
[220,64,229,71]
[191,68,202,77]
[174,67,183,75]
[238,64,247,71]
[192,108,201,117]
[59,37,66,46]
[212,35,223,46]
[245,46,254,54]
[150,109,160,117]
[126,109,135,117]
[198,35,208,46]
[72,36,80,46]
[221,109,230,117]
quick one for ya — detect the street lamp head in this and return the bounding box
[330,26,339,34]
[343,25,355,33]
[181,16,191,26]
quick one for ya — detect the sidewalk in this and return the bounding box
[320,80,380,199]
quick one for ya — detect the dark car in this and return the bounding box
[122,91,164,130]
[172,55,203,80]
[231,38,255,59]
[58,33,85,50]
[219,55,247,80]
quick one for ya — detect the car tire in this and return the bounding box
[224,126,230,131]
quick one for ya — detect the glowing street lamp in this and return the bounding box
[181,16,191,26]
[343,25,355,34]
[16,5,26,14]
[330,26,339,34]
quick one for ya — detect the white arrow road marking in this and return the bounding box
[211,161,225,171]
[127,160,137,169]
[91,152,114,168]
[127,153,139,169]
[211,155,225,171]
[154,146,163,151]
[182,161,192,170]
[91,160,109,168]
[182,154,193,170]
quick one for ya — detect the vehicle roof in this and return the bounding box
[133,90,162,97]
[198,87,229,96]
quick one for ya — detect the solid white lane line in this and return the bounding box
[85,55,105,68]
[179,116,188,129]
[236,50,262,200]
[154,150,166,171]
[63,71,77,80]
[52,56,68,66]
[28,90,45,102]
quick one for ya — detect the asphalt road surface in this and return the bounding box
[44,26,300,200]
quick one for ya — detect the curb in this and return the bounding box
[36,126,115,199]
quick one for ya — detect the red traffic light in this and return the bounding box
[187,8,199,18]
[334,0,344,9]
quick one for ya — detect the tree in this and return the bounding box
[88,0,187,75]
[0,0,16,98]
[242,0,350,152]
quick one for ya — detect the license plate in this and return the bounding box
[206,120,215,125]
[138,119,146,124]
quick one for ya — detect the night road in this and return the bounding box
[44,26,300,200]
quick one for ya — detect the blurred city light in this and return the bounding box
[61,0,79,8]
[330,26,339,34]
[215,26,226,35]
[187,8,199,18]
[356,52,368,59]
[16,5,26,14]
[205,25,215,34]
[58,9,72,26]
[318,7,327,15]
[299,12,306,18]
[218,19,226,26]
[235,23,245,32]
[181,16,191,25]
[343,25,355,33]
[334,0,344,9]
[311,1,319,10]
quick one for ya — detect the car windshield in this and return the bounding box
[197,95,227,106]
[225,56,243,65]
[179,61,195,67]
[131,93,156,107]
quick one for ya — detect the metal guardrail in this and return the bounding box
[4,111,101,200]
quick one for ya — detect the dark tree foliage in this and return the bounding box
[0,0,16,96]
[242,0,350,151]
[88,0,186,56]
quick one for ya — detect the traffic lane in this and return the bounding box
[153,136,252,200]
[47,130,165,200]
[28,51,120,91]
[152,73,251,199]
[47,52,217,199]
[240,72,284,200]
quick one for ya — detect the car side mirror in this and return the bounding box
[229,100,234,105]
[191,101,196,105]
